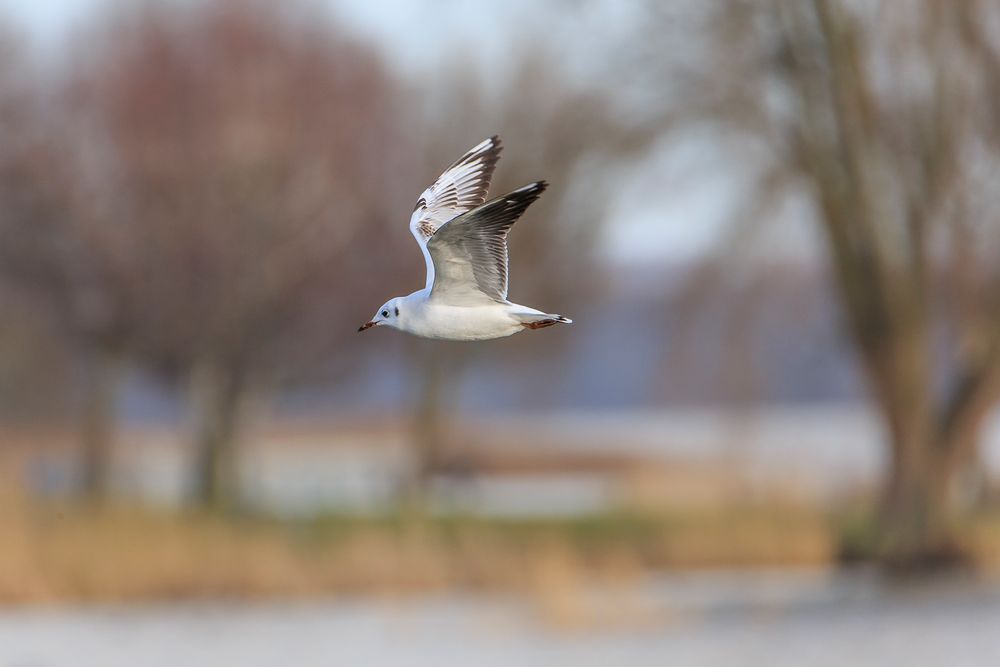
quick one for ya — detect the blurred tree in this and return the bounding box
[655,0,1000,570]
[72,0,407,509]
[0,28,133,501]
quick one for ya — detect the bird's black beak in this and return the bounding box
[358,321,376,332]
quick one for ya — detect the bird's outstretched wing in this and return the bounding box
[427,181,547,305]
[410,136,502,290]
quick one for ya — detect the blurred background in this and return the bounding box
[4,0,1000,664]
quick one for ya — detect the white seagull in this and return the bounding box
[359,136,572,341]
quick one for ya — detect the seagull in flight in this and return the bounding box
[359,136,572,340]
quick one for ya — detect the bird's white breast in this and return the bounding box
[400,297,523,341]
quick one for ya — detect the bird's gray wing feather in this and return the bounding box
[427,181,547,305]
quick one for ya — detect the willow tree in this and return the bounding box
[658,0,1000,569]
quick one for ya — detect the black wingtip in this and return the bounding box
[482,136,502,162]
[478,135,501,155]
[482,136,503,163]
[511,181,548,198]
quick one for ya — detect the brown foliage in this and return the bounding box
[0,0,411,505]
[72,0,405,382]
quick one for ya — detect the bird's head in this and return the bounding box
[358,298,401,332]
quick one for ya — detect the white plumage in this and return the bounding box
[359,136,572,341]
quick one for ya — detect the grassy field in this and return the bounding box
[5,429,1000,606]
[5,487,1000,606]
[0,488,833,603]
[0,489,837,605]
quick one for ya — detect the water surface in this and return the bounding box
[2,570,998,666]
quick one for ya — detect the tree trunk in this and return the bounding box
[79,346,123,504]
[190,362,246,512]
[404,343,446,512]
[876,435,964,573]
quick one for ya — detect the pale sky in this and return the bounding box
[0,0,97,48]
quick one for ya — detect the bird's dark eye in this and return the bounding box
[382,310,389,318]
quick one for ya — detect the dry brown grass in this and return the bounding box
[0,436,845,606]
[8,488,1000,607]
[8,435,1000,606]
[0,482,839,606]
